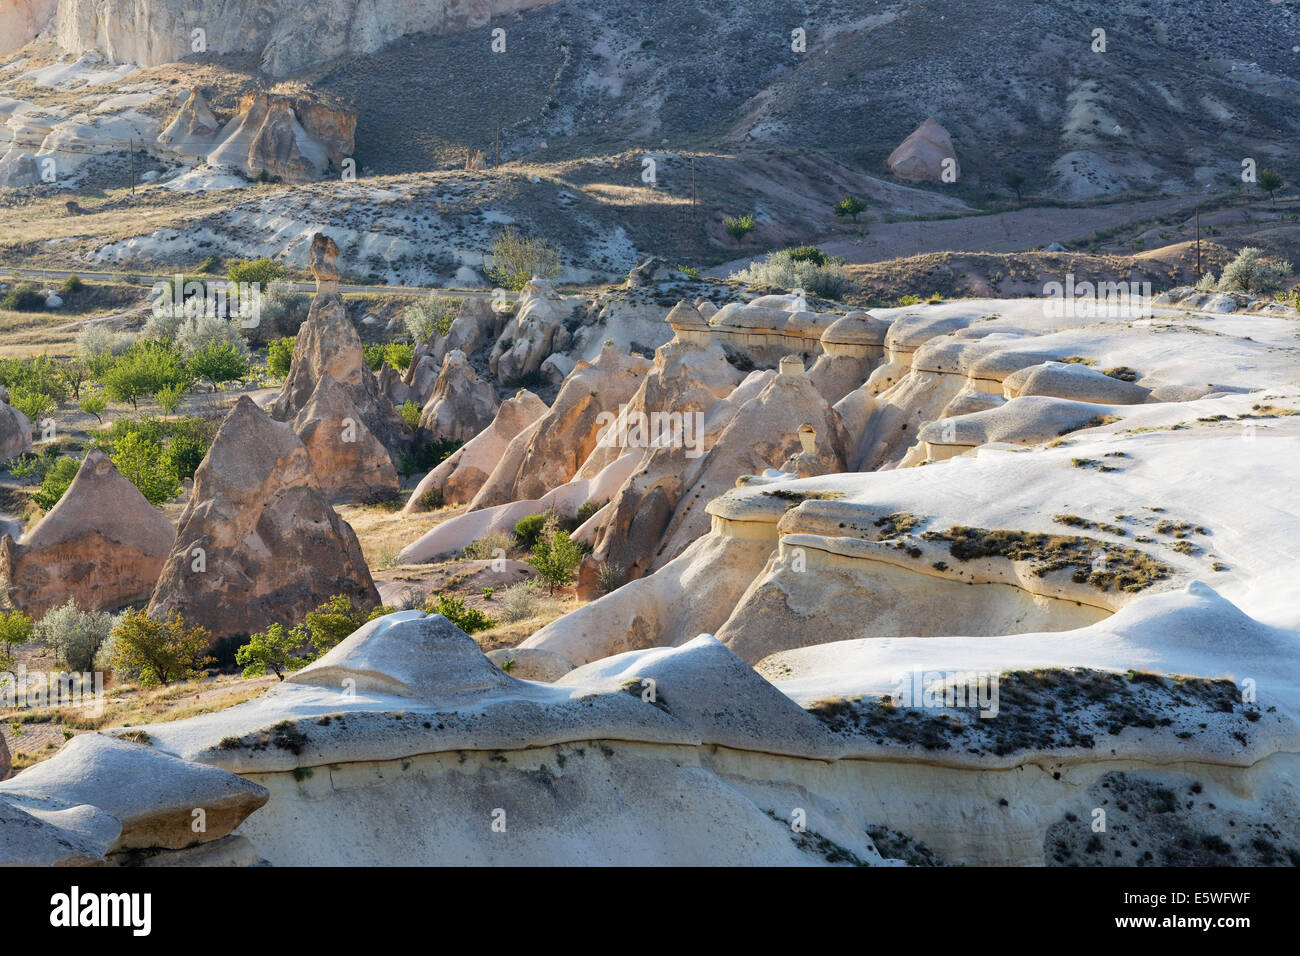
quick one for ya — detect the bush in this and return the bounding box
[723,214,756,245]
[498,579,543,623]
[427,594,496,634]
[527,523,583,593]
[197,255,221,274]
[514,513,547,550]
[100,340,191,410]
[730,247,848,298]
[75,325,134,371]
[1196,272,1217,291]
[257,279,309,342]
[0,608,33,669]
[154,382,186,414]
[399,399,422,430]
[110,432,180,504]
[267,335,296,378]
[1,283,46,311]
[486,227,564,291]
[235,622,314,680]
[0,355,70,406]
[141,306,185,341]
[59,275,84,297]
[187,340,248,389]
[34,600,118,672]
[176,312,250,360]
[462,531,519,561]
[108,609,213,687]
[1217,247,1292,295]
[596,561,627,595]
[227,257,286,287]
[32,456,81,510]
[401,296,459,344]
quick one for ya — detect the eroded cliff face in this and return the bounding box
[54,0,561,74]
[0,0,58,55]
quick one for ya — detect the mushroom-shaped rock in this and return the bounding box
[0,733,268,852]
[404,388,549,512]
[419,349,499,443]
[148,397,378,641]
[887,117,959,182]
[0,450,176,617]
[292,374,400,502]
[1004,361,1151,404]
[288,611,514,703]
[557,635,842,758]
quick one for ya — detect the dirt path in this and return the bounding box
[706,195,1207,275]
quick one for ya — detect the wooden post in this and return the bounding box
[690,157,696,220]
[495,121,501,168]
[129,139,135,197]
[1195,207,1201,278]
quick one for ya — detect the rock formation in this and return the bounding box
[418,349,499,444]
[0,451,175,618]
[0,396,32,463]
[489,277,573,384]
[404,389,549,512]
[56,0,563,76]
[0,0,56,55]
[148,397,379,642]
[887,117,960,182]
[292,375,400,502]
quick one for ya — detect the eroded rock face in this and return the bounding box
[56,0,562,76]
[489,278,573,384]
[404,389,549,512]
[0,451,175,618]
[292,374,400,503]
[155,88,220,155]
[0,0,56,55]
[470,345,650,509]
[206,93,356,183]
[887,117,960,182]
[419,349,499,444]
[148,397,379,642]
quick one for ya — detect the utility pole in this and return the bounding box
[495,121,501,168]
[1195,207,1201,278]
[129,138,135,197]
[690,157,696,220]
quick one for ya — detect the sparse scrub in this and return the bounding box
[485,227,564,290]
[730,247,848,298]
[1217,247,1292,296]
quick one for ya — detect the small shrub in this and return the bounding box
[514,513,547,550]
[499,580,542,623]
[1,284,45,311]
[400,297,459,344]
[1195,272,1217,292]
[235,623,314,680]
[730,247,847,298]
[427,594,496,634]
[832,196,866,222]
[154,381,186,414]
[485,227,564,290]
[528,523,583,593]
[0,609,34,669]
[723,214,757,246]
[108,609,213,687]
[298,594,389,654]
[462,531,519,561]
[399,399,422,430]
[596,562,626,595]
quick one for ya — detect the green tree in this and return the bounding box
[427,594,496,634]
[399,399,422,430]
[108,609,213,687]
[833,196,866,222]
[267,336,296,379]
[33,456,81,510]
[110,432,180,504]
[723,214,757,246]
[1217,246,1293,295]
[154,382,186,414]
[0,608,33,670]
[298,594,390,654]
[79,391,107,423]
[1003,169,1026,200]
[527,524,583,594]
[227,257,287,287]
[187,341,248,391]
[1257,169,1283,204]
[100,340,190,410]
[235,623,313,680]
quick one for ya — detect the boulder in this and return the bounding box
[0,450,175,618]
[0,397,32,463]
[887,117,960,182]
[0,733,268,852]
[148,396,379,642]
[418,349,500,443]
[404,389,549,512]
